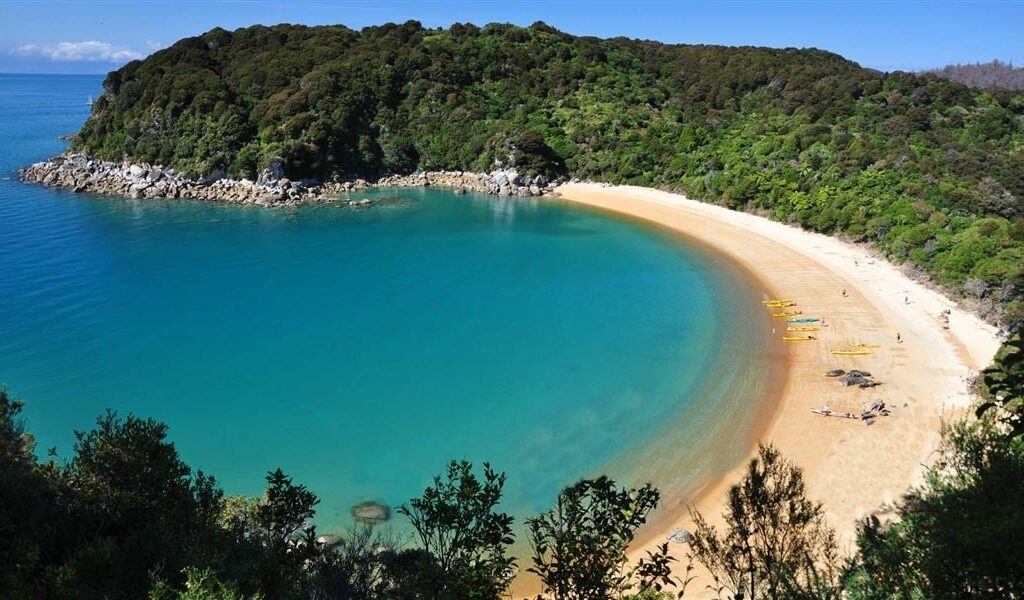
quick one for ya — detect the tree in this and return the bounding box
[58,410,227,598]
[688,444,841,600]
[149,567,257,600]
[397,460,515,599]
[303,523,398,600]
[843,418,1024,598]
[256,468,319,546]
[0,388,60,597]
[976,332,1024,438]
[527,476,683,599]
[249,469,320,597]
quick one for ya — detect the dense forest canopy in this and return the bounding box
[74,21,1024,325]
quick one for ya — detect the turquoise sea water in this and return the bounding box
[0,74,775,533]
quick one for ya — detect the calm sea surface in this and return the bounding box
[0,74,774,533]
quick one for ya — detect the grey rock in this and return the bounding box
[317,534,343,548]
[256,158,285,186]
[201,168,226,184]
[352,501,390,523]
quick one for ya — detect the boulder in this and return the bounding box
[352,501,390,524]
[256,158,285,186]
[666,528,693,544]
[129,164,146,178]
[316,534,343,548]
[200,168,226,185]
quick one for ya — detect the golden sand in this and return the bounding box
[547,183,1002,595]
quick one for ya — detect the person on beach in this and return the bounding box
[896,332,903,343]
[842,288,848,297]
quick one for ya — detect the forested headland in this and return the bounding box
[69,21,1024,326]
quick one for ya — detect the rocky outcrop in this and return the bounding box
[376,168,558,197]
[19,154,377,207]
[20,155,561,206]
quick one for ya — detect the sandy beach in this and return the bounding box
[552,183,1003,593]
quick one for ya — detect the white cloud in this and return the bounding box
[13,41,144,62]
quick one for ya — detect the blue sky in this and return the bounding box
[2,1,1022,74]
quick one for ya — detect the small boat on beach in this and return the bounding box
[788,317,820,323]
[761,299,792,305]
[831,349,872,356]
[787,326,820,332]
[764,300,795,308]
[783,335,815,341]
[772,310,802,318]
[852,343,880,348]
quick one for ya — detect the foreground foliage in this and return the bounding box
[976,331,1024,438]
[74,21,1024,324]
[689,445,842,600]
[843,417,1024,598]
[397,461,515,599]
[527,477,683,599]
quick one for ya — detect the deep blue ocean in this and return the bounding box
[0,74,773,534]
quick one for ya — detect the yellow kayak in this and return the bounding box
[852,343,880,348]
[783,335,815,341]
[787,326,820,332]
[764,300,795,308]
[772,310,802,318]
[831,350,872,356]
[761,299,792,305]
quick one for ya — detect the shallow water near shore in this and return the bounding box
[0,74,774,536]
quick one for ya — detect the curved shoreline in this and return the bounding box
[552,183,1002,593]
[582,211,790,546]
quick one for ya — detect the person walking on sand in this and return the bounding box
[896,332,903,343]
[842,288,848,297]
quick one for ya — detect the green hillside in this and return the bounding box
[74,21,1024,324]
